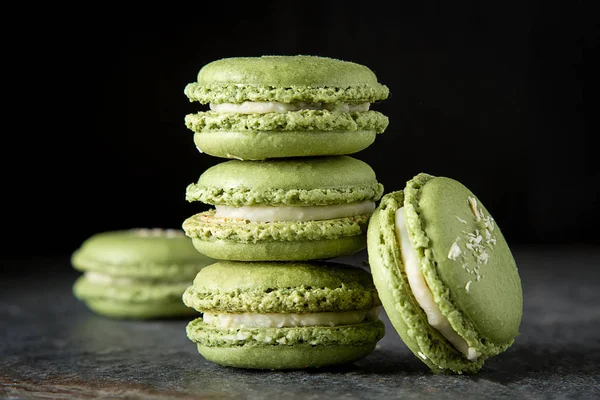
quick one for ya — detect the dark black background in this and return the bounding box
[8,3,598,260]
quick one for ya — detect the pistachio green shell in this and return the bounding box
[185,55,389,104]
[185,110,388,160]
[81,299,197,320]
[187,318,384,370]
[182,211,370,261]
[192,130,377,160]
[195,343,378,370]
[72,276,197,319]
[190,234,366,262]
[183,261,381,313]
[71,228,216,280]
[183,210,369,242]
[186,156,383,206]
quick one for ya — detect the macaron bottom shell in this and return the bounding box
[183,211,370,261]
[187,318,385,370]
[196,343,378,370]
[190,235,366,262]
[193,130,377,160]
[73,276,197,320]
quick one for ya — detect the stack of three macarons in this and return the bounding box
[179,55,392,369]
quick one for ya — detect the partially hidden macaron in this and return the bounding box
[182,155,384,261]
[71,228,216,319]
[367,173,523,373]
[183,261,385,369]
[184,55,389,160]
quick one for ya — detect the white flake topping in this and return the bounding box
[448,239,462,260]
[448,197,499,288]
[468,196,481,221]
[455,216,467,224]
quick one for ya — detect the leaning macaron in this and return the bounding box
[183,155,384,261]
[184,55,389,160]
[183,261,385,369]
[71,228,216,319]
[367,173,523,373]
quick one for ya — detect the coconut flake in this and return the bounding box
[448,240,462,260]
[468,196,481,221]
[455,216,467,224]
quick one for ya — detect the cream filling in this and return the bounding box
[85,272,189,285]
[203,307,380,329]
[214,201,375,222]
[395,207,479,361]
[130,228,185,238]
[210,101,370,114]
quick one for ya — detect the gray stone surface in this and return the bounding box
[1,248,599,399]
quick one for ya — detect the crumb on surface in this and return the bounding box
[226,153,244,161]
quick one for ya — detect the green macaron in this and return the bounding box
[184,55,389,160]
[182,261,385,369]
[366,173,523,373]
[71,228,216,319]
[182,155,384,261]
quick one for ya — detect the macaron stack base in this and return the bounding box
[182,261,385,369]
[71,228,215,319]
[367,173,523,373]
[180,55,390,369]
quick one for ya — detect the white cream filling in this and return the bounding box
[210,101,370,114]
[214,201,375,222]
[203,307,380,329]
[130,228,184,238]
[395,207,480,361]
[85,272,188,286]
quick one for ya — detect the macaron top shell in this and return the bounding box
[186,156,384,206]
[183,261,381,313]
[184,55,389,104]
[403,173,523,352]
[71,228,215,279]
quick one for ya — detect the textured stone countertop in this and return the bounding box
[1,248,599,399]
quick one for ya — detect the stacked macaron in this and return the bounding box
[180,55,390,369]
